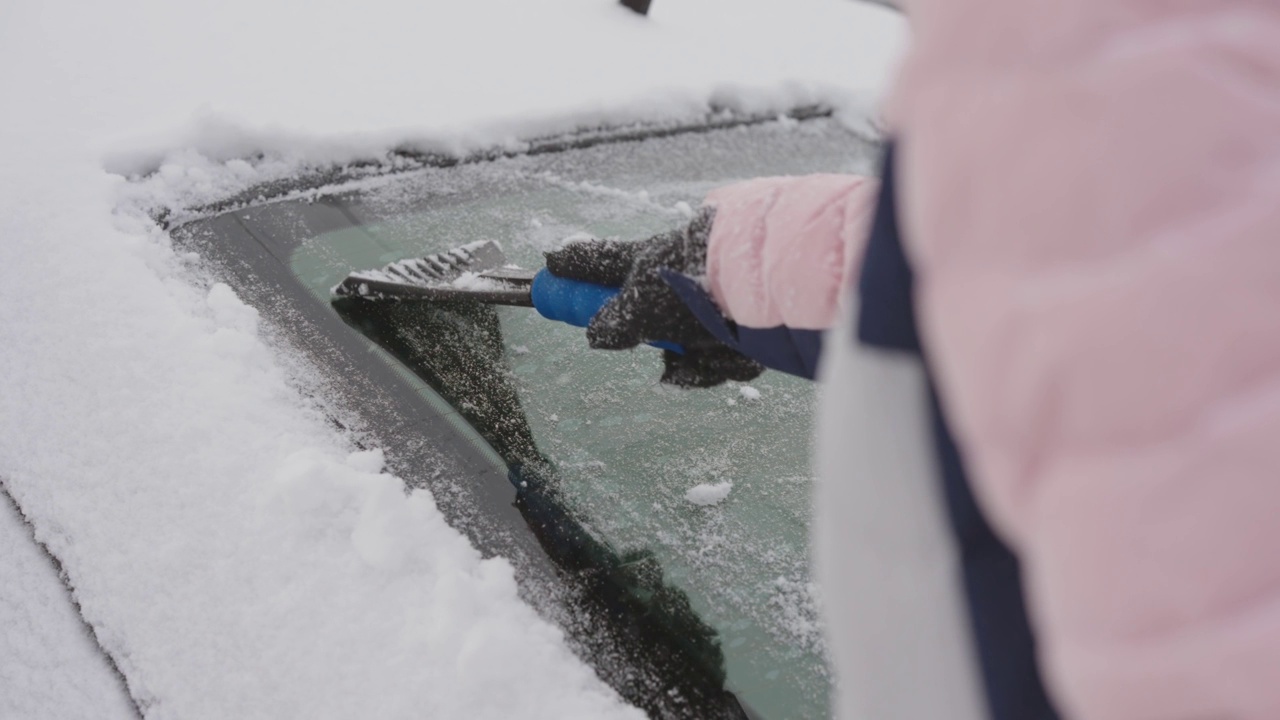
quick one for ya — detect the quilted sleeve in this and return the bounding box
[703,174,878,330]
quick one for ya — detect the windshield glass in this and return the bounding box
[201,116,877,719]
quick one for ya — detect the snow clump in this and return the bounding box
[558,232,598,248]
[685,481,734,507]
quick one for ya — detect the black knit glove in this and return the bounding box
[543,209,764,388]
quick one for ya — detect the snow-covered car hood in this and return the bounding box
[0,1,905,717]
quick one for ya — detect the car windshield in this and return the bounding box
[176,114,878,719]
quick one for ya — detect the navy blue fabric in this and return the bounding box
[858,143,1060,720]
[930,390,1059,720]
[856,146,920,353]
[661,268,824,380]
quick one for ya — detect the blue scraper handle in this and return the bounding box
[530,268,684,354]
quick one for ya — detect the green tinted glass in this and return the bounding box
[290,118,878,719]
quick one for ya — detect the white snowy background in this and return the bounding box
[0,1,905,717]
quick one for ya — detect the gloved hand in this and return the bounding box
[543,208,764,388]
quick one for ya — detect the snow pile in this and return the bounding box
[0,269,641,718]
[0,495,136,720]
[685,481,735,507]
[0,0,905,715]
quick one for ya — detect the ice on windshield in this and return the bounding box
[291,117,878,720]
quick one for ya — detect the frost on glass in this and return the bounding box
[291,119,877,720]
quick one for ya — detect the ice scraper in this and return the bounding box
[331,240,684,353]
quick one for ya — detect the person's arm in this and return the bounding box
[545,174,878,384]
[702,174,878,334]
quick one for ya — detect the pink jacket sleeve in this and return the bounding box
[893,2,1280,718]
[702,174,879,330]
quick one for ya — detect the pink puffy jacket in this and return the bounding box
[703,3,1280,718]
[703,174,879,330]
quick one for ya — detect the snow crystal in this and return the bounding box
[685,481,734,507]
[451,271,506,291]
[739,386,762,401]
[559,231,598,247]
